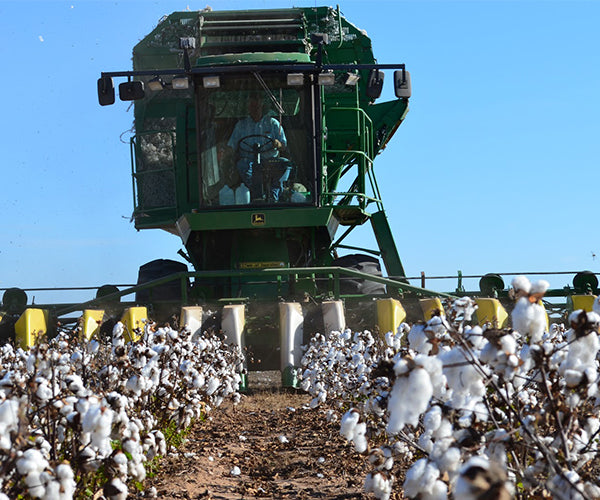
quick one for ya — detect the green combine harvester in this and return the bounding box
[1,6,598,387]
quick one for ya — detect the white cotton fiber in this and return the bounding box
[387,368,432,434]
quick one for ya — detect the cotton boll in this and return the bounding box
[364,472,393,500]
[87,339,100,355]
[436,446,461,476]
[529,279,549,296]
[403,458,440,497]
[34,379,53,402]
[65,374,86,397]
[0,399,20,450]
[425,315,448,339]
[418,433,434,454]
[44,479,62,500]
[440,348,486,411]
[385,330,402,351]
[310,390,327,408]
[16,448,48,476]
[452,297,477,322]
[511,297,546,343]
[55,463,76,499]
[423,405,442,434]
[154,431,167,456]
[112,322,125,349]
[559,329,600,389]
[393,357,411,376]
[499,335,517,355]
[111,451,128,478]
[103,478,128,500]
[511,276,531,295]
[24,471,46,498]
[340,409,360,440]
[421,479,447,500]
[132,461,146,482]
[408,324,432,354]
[387,368,433,434]
[205,376,220,396]
[368,447,394,471]
[391,439,413,462]
[352,422,368,453]
[564,370,584,388]
[26,353,37,374]
[465,325,487,350]
[416,355,447,400]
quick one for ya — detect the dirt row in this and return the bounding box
[147,374,375,499]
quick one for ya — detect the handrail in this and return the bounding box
[5,270,594,318]
[4,270,594,295]
[323,105,377,210]
[49,266,455,317]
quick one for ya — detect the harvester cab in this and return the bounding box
[98,6,411,293]
[95,7,420,383]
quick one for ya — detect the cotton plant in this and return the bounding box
[559,310,600,393]
[0,320,244,499]
[300,286,600,500]
[299,329,390,408]
[510,275,550,343]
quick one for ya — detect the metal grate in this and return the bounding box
[198,10,307,55]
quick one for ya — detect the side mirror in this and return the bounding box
[97,76,115,106]
[119,81,145,101]
[394,70,411,98]
[366,69,384,99]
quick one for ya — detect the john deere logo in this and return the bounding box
[251,213,265,226]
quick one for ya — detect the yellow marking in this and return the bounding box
[239,261,286,269]
[251,213,266,226]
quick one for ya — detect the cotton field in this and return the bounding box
[0,321,243,499]
[300,276,600,499]
[3,275,600,499]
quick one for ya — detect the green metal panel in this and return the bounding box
[177,207,334,233]
[371,210,407,279]
[365,99,410,155]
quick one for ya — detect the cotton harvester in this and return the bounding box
[1,6,598,387]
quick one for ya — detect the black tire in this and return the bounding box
[331,254,386,295]
[135,259,189,303]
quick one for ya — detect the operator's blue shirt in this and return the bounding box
[227,115,287,160]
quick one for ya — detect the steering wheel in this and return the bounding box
[237,134,277,156]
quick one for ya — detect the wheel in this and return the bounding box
[331,254,386,295]
[135,259,189,303]
[479,274,505,296]
[2,288,27,314]
[573,271,598,293]
[237,134,276,156]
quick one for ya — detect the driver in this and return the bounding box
[226,93,288,200]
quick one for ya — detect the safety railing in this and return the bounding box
[322,106,378,211]
[4,270,595,319]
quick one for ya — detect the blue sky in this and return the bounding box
[1,0,599,304]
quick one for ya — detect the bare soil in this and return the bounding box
[147,372,374,499]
